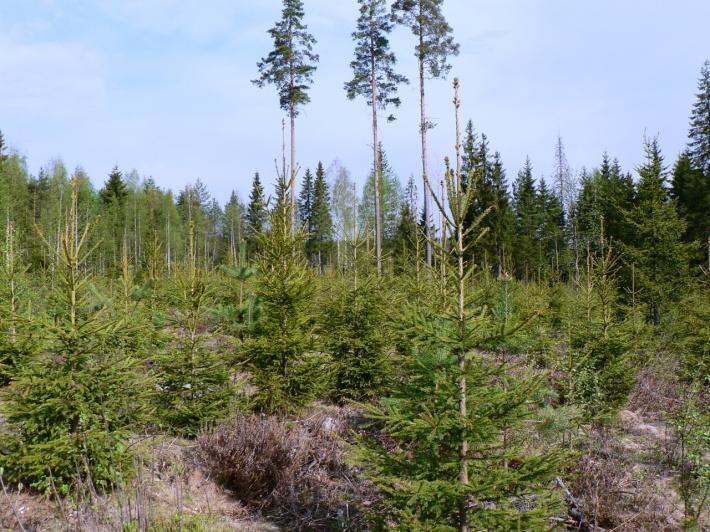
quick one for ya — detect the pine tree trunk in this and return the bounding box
[419,39,433,267]
[371,53,382,277]
[290,105,297,233]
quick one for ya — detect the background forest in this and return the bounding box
[0,0,708,531]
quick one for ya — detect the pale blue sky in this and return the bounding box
[1,0,708,203]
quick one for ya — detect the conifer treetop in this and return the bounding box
[391,0,459,79]
[253,0,319,115]
[100,165,128,205]
[688,59,710,173]
[345,0,409,116]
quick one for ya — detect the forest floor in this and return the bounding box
[568,353,696,531]
[0,434,278,531]
[0,355,698,531]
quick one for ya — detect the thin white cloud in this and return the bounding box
[0,37,108,118]
[91,0,265,40]
[0,0,708,203]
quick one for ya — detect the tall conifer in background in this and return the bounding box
[253,0,318,230]
[489,152,514,276]
[537,177,565,276]
[687,60,710,175]
[246,172,268,258]
[297,168,314,234]
[392,0,459,268]
[223,190,245,265]
[99,166,128,206]
[393,175,420,265]
[311,161,333,271]
[461,125,498,271]
[346,0,408,276]
[99,166,129,269]
[674,60,710,267]
[624,138,690,326]
[512,158,539,279]
[459,123,513,275]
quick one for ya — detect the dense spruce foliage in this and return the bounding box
[0,2,707,528]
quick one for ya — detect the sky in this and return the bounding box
[1,0,708,204]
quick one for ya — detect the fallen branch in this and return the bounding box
[555,476,604,531]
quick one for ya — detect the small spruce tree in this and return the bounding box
[354,80,564,531]
[155,225,234,436]
[321,275,389,401]
[246,178,326,413]
[567,243,635,422]
[0,177,151,493]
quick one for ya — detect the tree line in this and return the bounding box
[1,58,707,323]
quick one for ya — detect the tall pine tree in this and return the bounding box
[253,0,319,229]
[345,0,408,275]
[392,0,459,267]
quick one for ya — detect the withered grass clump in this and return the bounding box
[196,406,370,530]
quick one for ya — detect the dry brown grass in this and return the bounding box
[568,357,689,532]
[570,424,682,531]
[627,351,681,420]
[196,403,372,531]
[0,436,276,531]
